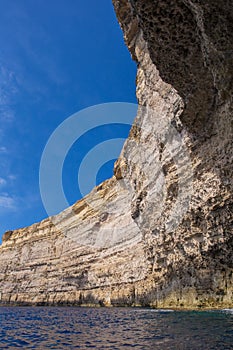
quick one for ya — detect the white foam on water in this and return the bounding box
[221,309,233,314]
[133,309,174,313]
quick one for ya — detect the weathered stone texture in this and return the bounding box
[0,0,232,308]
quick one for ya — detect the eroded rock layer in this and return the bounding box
[0,0,232,308]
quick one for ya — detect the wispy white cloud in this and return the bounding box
[8,174,17,181]
[0,178,6,186]
[0,106,15,123]
[0,146,7,153]
[0,194,16,210]
[0,63,18,129]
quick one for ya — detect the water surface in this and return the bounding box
[0,307,232,349]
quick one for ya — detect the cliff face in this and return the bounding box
[0,0,232,308]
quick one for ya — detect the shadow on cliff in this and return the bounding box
[132,0,233,140]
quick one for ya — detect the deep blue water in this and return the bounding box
[0,307,232,349]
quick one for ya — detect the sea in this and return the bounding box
[0,307,232,349]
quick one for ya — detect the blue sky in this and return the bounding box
[0,0,137,238]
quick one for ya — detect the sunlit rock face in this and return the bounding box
[0,0,232,308]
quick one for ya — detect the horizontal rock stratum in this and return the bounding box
[0,0,232,308]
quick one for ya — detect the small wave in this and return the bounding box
[221,309,233,314]
[150,309,174,313]
[133,309,174,313]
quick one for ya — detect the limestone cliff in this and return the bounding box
[0,0,232,308]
